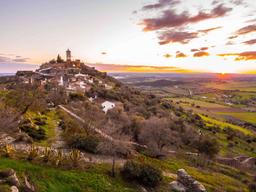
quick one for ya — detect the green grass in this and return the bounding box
[199,114,254,136]
[170,97,230,109]
[0,158,138,192]
[217,112,256,124]
[137,155,250,192]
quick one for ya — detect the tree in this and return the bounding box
[139,117,175,157]
[0,104,19,134]
[196,136,220,158]
[57,54,64,63]
[97,138,131,177]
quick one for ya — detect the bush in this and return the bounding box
[69,93,85,101]
[196,136,220,158]
[248,183,256,192]
[34,117,47,126]
[121,161,162,187]
[20,125,46,141]
[70,135,100,153]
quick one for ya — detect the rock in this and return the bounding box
[7,173,20,187]
[192,180,207,192]
[170,181,186,192]
[10,186,19,192]
[170,169,207,192]
[23,175,35,192]
[0,169,15,178]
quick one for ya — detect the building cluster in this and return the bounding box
[15,49,116,113]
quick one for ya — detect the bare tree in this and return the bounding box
[97,138,131,177]
[0,103,19,134]
[139,117,176,157]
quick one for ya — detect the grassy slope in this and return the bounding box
[0,156,250,192]
[199,114,253,135]
[0,158,138,192]
[138,155,251,192]
[217,112,256,124]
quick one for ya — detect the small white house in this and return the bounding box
[101,101,115,113]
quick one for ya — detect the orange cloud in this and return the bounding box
[198,26,222,33]
[236,24,256,35]
[163,53,172,58]
[217,51,256,60]
[176,52,187,58]
[243,39,256,45]
[193,51,210,57]
[87,63,192,73]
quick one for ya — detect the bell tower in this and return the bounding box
[66,49,71,62]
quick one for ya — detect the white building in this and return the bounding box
[101,101,115,113]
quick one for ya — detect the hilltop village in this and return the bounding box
[15,50,116,113]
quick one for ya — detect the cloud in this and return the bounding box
[228,35,238,39]
[191,49,200,52]
[176,52,187,58]
[193,51,210,57]
[12,57,30,62]
[0,56,11,63]
[142,0,180,10]
[243,39,256,45]
[158,31,199,44]
[230,0,246,6]
[0,54,30,63]
[217,51,256,60]
[141,4,232,31]
[246,18,256,23]
[87,63,191,73]
[198,26,222,34]
[191,47,208,52]
[200,47,209,51]
[236,24,256,35]
[163,53,172,58]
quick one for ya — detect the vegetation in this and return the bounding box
[121,160,162,187]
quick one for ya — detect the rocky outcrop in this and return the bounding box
[0,169,35,192]
[170,169,206,192]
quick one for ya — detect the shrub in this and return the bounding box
[70,135,99,153]
[69,93,85,101]
[196,136,220,158]
[34,117,47,126]
[20,125,46,140]
[248,183,256,192]
[121,161,162,187]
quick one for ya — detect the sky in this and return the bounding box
[0,0,255,73]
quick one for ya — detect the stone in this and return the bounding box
[10,186,19,192]
[170,169,207,192]
[192,180,207,192]
[170,181,186,192]
[23,175,35,192]
[0,169,15,178]
[7,173,20,187]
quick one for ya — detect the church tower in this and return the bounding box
[66,49,71,62]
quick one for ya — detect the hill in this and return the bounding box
[0,53,255,192]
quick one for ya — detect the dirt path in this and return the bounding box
[51,125,66,149]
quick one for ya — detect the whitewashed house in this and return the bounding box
[101,101,115,113]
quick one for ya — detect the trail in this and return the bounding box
[51,125,66,149]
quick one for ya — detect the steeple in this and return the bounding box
[66,49,71,62]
